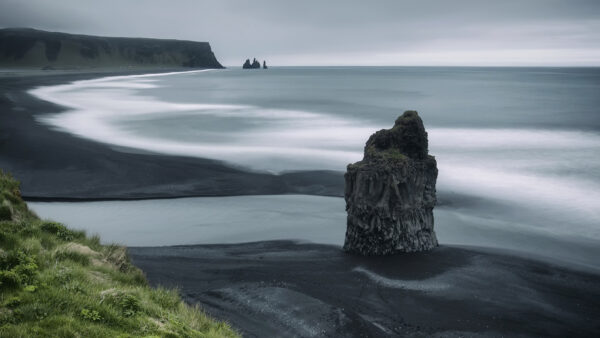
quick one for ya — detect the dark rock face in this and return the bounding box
[0,28,224,69]
[252,58,260,68]
[343,111,438,255]
[263,60,268,69]
[242,57,262,69]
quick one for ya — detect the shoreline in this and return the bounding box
[21,189,345,203]
[4,67,600,337]
[0,69,345,200]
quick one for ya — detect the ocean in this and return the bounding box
[28,67,600,270]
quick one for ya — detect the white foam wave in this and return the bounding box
[430,128,600,150]
[352,267,450,291]
[29,70,600,238]
[30,70,374,171]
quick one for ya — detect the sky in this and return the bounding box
[1,0,599,66]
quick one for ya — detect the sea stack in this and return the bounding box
[242,57,262,69]
[343,111,438,255]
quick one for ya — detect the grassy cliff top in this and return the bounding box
[0,170,238,337]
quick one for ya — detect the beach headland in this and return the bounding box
[0,70,344,200]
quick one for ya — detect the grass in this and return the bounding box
[0,170,239,337]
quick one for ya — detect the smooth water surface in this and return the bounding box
[29,196,600,271]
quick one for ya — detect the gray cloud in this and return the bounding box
[1,0,599,66]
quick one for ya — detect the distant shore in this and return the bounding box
[0,69,344,200]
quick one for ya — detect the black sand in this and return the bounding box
[129,241,600,337]
[0,71,344,200]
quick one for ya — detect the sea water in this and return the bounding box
[28,67,600,270]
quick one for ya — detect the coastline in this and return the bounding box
[4,67,600,337]
[0,69,344,200]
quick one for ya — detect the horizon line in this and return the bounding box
[222,64,600,68]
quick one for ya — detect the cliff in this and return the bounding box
[0,170,238,336]
[0,28,223,69]
[343,111,438,255]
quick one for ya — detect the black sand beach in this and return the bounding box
[129,241,600,337]
[0,71,343,200]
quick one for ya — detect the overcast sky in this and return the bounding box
[1,0,599,66]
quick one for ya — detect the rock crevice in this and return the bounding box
[344,111,438,255]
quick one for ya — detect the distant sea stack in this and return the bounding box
[243,57,266,69]
[0,28,224,69]
[344,111,438,255]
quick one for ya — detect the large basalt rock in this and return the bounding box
[343,111,438,255]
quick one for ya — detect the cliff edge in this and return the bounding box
[0,28,223,69]
[343,111,438,255]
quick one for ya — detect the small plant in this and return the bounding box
[80,308,102,322]
[0,250,38,290]
[102,290,141,317]
[40,222,82,241]
[119,293,140,317]
[23,285,36,292]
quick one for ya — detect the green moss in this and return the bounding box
[364,144,408,163]
[379,148,408,161]
[0,170,238,337]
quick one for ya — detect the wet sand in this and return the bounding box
[0,70,344,200]
[129,241,600,338]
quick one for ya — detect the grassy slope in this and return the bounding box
[0,170,238,337]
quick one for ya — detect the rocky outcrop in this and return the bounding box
[242,58,265,69]
[343,111,438,255]
[243,58,260,69]
[0,28,224,69]
[263,60,268,69]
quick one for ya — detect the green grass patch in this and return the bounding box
[0,170,238,337]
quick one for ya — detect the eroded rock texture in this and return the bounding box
[343,111,438,255]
